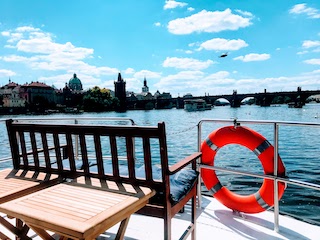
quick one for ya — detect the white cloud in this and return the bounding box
[0,25,119,82]
[233,53,270,62]
[167,9,252,35]
[39,73,104,90]
[235,9,253,17]
[304,58,320,65]
[163,57,214,70]
[297,51,308,55]
[155,70,204,94]
[123,77,143,92]
[154,22,161,27]
[7,33,23,43]
[206,71,230,79]
[1,31,10,36]
[2,55,32,62]
[133,70,162,79]
[0,69,16,77]
[200,38,248,51]
[16,26,41,32]
[289,3,320,19]
[188,7,195,12]
[124,68,135,74]
[302,40,320,48]
[164,0,187,10]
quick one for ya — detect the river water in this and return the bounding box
[0,103,319,225]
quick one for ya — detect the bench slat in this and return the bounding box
[110,136,120,178]
[126,136,135,179]
[30,131,40,170]
[94,134,104,177]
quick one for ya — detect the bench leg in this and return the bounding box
[164,215,172,240]
[191,194,196,240]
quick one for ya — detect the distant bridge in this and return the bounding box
[126,87,320,110]
[178,87,320,108]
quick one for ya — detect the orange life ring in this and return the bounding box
[201,125,286,213]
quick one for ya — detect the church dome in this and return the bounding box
[69,73,83,91]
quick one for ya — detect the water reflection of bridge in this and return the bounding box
[127,87,320,109]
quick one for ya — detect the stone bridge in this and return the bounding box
[189,87,320,108]
[126,87,320,110]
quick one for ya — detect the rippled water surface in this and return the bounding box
[1,103,320,225]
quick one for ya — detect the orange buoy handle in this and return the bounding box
[201,126,286,214]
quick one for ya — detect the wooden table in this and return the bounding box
[0,176,155,239]
[0,169,60,240]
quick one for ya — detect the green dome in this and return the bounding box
[69,73,83,91]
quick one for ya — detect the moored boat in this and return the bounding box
[184,99,212,111]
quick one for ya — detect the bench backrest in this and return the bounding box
[6,119,170,196]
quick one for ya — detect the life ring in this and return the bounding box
[201,125,286,213]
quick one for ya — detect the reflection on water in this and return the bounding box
[0,103,320,225]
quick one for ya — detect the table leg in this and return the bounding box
[0,216,31,240]
[28,224,55,240]
[0,231,10,240]
[115,217,130,240]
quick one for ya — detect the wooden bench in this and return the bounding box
[5,119,201,240]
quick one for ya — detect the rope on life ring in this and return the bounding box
[201,125,286,213]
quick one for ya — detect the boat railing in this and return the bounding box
[197,118,320,232]
[0,117,136,166]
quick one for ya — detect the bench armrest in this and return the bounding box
[169,152,202,175]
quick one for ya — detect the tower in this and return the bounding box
[114,73,127,112]
[142,77,149,93]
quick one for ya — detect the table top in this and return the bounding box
[0,176,155,239]
[0,168,59,203]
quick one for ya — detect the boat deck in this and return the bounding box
[1,196,319,240]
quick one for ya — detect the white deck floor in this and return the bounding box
[1,196,319,240]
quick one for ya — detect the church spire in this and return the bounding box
[117,72,123,82]
[142,76,149,93]
[144,76,147,87]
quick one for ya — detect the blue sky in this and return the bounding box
[0,0,319,97]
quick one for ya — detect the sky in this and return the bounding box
[0,0,320,98]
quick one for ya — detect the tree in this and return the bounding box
[83,86,116,112]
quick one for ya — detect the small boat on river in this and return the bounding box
[184,99,212,111]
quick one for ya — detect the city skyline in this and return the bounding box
[0,0,320,97]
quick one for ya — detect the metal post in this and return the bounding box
[197,122,202,208]
[273,123,280,232]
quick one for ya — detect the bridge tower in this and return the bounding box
[230,90,241,108]
[114,73,127,112]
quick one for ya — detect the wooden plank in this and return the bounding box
[53,133,63,172]
[65,132,76,171]
[30,131,40,169]
[41,132,51,171]
[79,134,90,175]
[18,131,28,167]
[94,134,104,176]
[142,137,152,181]
[126,137,135,179]
[110,135,120,177]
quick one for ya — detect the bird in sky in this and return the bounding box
[219,52,228,58]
